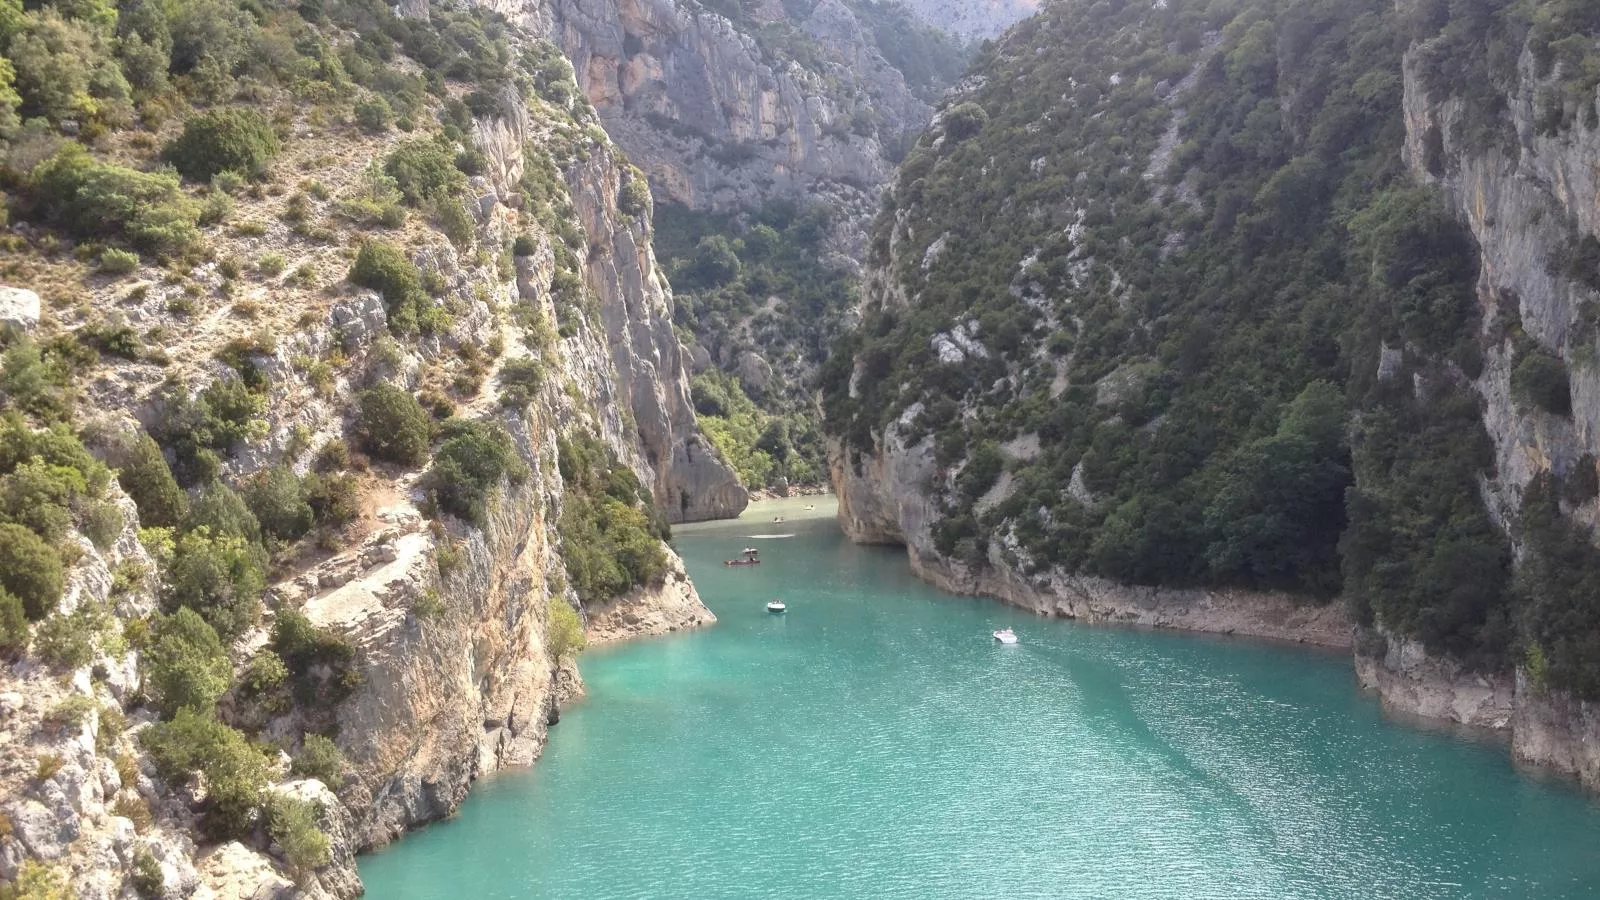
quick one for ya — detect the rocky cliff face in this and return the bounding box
[0,21,729,895]
[465,0,934,212]
[1350,24,1600,790]
[1401,43,1600,532]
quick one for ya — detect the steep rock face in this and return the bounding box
[562,134,749,522]
[1401,47,1600,527]
[1357,30,1600,789]
[314,97,729,851]
[892,0,1034,40]
[465,0,931,211]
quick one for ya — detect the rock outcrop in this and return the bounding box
[465,0,934,212]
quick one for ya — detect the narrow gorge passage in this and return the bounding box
[359,500,1600,899]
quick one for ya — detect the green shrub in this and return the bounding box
[29,144,201,255]
[546,596,584,659]
[164,526,266,640]
[304,471,359,528]
[271,609,360,707]
[243,465,313,542]
[42,694,96,731]
[0,341,74,422]
[239,648,288,696]
[185,481,261,542]
[349,240,441,335]
[433,197,474,250]
[7,11,110,124]
[96,702,126,753]
[152,380,265,483]
[99,248,139,275]
[357,384,431,466]
[618,169,650,217]
[267,794,330,883]
[497,358,543,409]
[1512,349,1572,416]
[0,523,63,620]
[334,165,406,229]
[0,458,88,541]
[354,96,393,133]
[3,860,71,900]
[131,849,164,899]
[81,499,123,550]
[142,607,231,716]
[290,733,344,785]
[32,607,99,669]
[164,108,282,182]
[0,587,26,657]
[556,432,668,603]
[101,429,187,528]
[384,138,464,206]
[428,418,526,524]
[141,708,270,839]
[257,253,286,277]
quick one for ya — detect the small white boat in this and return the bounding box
[993,628,1018,645]
[767,600,786,614]
[804,504,815,511]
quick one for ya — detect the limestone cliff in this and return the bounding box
[463,0,937,212]
[1351,17,1600,790]
[0,16,730,896]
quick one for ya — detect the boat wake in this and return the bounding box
[746,533,795,539]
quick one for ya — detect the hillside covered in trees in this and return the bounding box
[825,0,1600,701]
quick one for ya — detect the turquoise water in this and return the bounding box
[359,499,1600,899]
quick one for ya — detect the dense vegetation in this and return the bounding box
[823,0,1600,693]
[556,430,669,605]
[657,201,843,489]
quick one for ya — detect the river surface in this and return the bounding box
[359,498,1600,899]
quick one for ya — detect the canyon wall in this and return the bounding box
[826,0,1600,792]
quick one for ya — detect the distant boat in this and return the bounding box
[773,516,785,523]
[993,628,1018,645]
[804,504,815,511]
[725,548,761,567]
[767,600,786,614]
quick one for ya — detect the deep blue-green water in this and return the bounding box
[358,498,1600,899]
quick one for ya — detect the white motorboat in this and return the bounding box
[993,628,1018,644]
[767,600,787,614]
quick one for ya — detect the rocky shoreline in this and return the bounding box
[830,434,1600,792]
[584,551,718,646]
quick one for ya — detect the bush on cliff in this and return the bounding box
[546,595,585,659]
[1512,349,1572,416]
[348,240,442,336]
[142,708,271,839]
[28,144,201,256]
[164,108,282,181]
[427,418,526,525]
[142,607,232,716]
[271,609,360,707]
[0,523,63,620]
[556,431,668,604]
[163,526,266,641]
[357,383,431,466]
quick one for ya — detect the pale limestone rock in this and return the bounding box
[0,285,41,332]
